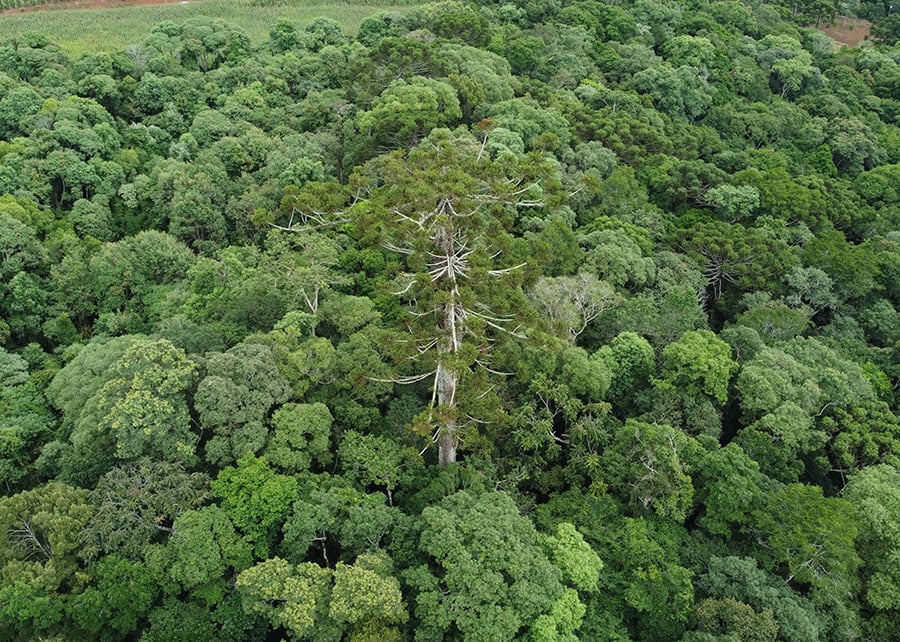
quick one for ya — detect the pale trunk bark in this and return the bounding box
[436,306,459,466]
[436,214,460,465]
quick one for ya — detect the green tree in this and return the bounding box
[282,479,397,562]
[784,266,837,316]
[656,330,737,406]
[91,338,198,465]
[302,17,346,52]
[236,552,407,642]
[148,505,253,606]
[357,77,461,150]
[140,593,261,642]
[601,420,703,523]
[172,17,250,71]
[824,401,900,475]
[756,35,817,98]
[661,35,718,71]
[166,159,229,253]
[266,402,334,474]
[734,347,825,479]
[67,554,158,639]
[871,14,900,45]
[508,342,611,472]
[0,350,56,492]
[782,336,875,412]
[595,332,655,415]
[826,117,887,176]
[0,482,93,592]
[802,229,881,302]
[854,163,900,207]
[0,211,48,344]
[581,228,655,289]
[672,221,797,305]
[45,336,135,425]
[703,184,760,222]
[600,516,695,640]
[436,43,514,117]
[184,246,289,342]
[0,85,43,139]
[486,98,570,151]
[338,431,410,506]
[262,228,350,315]
[752,483,860,598]
[80,459,209,561]
[429,7,490,47]
[696,556,825,642]
[844,465,900,613]
[734,294,810,344]
[696,443,763,532]
[528,588,588,642]
[211,454,299,557]
[405,490,567,642]
[195,342,291,466]
[632,64,714,122]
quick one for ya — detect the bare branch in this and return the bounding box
[367,370,437,385]
[392,279,416,296]
[474,359,515,376]
[488,263,527,276]
[383,241,414,255]
[270,208,349,231]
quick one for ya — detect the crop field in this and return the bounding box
[0,0,419,53]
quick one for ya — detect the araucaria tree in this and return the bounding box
[351,129,555,465]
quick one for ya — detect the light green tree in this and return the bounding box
[267,402,334,474]
[92,338,198,465]
[656,329,737,406]
[844,465,900,612]
[405,490,567,642]
[211,454,299,557]
[357,77,462,149]
[236,552,406,642]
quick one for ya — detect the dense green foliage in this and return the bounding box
[0,1,899,640]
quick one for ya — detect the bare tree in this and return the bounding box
[529,272,620,345]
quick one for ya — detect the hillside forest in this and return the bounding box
[0,0,899,640]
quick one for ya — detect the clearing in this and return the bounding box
[818,16,873,48]
[0,0,416,53]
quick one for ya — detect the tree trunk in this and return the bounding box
[435,216,461,466]
[435,349,459,466]
[438,430,458,466]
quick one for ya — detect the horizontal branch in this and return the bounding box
[367,370,437,385]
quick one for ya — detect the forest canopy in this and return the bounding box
[0,0,899,640]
